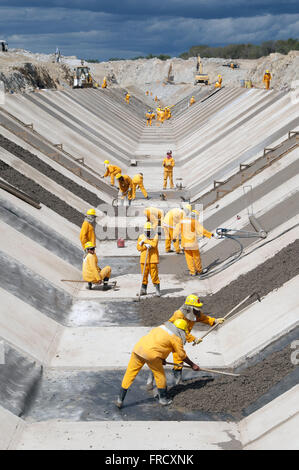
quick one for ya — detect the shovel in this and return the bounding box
[164,361,239,377]
[192,292,261,346]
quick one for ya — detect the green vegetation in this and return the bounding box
[179,38,299,60]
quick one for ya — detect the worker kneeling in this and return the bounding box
[82,242,111,290]
[116,318,200,408]
[137,222,160,297]
[132,173,149,200]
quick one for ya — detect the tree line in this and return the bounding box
[179,38,299,60]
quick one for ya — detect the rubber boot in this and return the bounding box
[88,282,93,290]
[103,277,109,291]
[157,388,172,406]
[172,368,182,385]
[116,387,127,409]
[155,284,161,297]
[146,371,154,390]
[140,284,147,296]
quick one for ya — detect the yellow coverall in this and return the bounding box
[101,77,107,88]
[82,253,111,284]
[169,309,216,369]
[163,208,185,253]
[125,93,130,103]
[118,175,133,200]
[174,217,213,275]
[145,112,155,126]
[132,174,148,199]
[189,97,195,106]
[137,233,159,286]
[121,325,187,389]
[163,156,175,189]
[103,164,122,185]
[164,107,171,120]
[263,72,272,90]
[80,220,96,249]
[215,76,222,88]
[144,207,164,230]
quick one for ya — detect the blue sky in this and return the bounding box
[0,1,298,60]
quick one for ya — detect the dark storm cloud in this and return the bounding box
[0,2,298,60]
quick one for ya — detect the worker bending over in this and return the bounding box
[131,173,149,200]
[168,294,224,384]
[80,208,97,250]
[125,92,130,103]
[164,106,171,120]
[189,96,195,106]
[174,209,214,276]
[82,242,111,290]
[163,150,175,189]
[103,160,122,186]
[146,110,155,126]
[144,206,164,232]
[263,70,272,90]
[116,173,133,203]
[137,222,160,297]
[215,74,222,88]
[163,205,188,253]
[116,318,200,408]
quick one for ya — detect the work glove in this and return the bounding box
[216,318,225,324]
[144,244,151,249]
[212,232,221,239]
[192,337,202,346]
[139,239,145,246]
[192,364,200,371]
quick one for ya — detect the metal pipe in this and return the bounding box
[0,180,41,209]
[249,215,267,238]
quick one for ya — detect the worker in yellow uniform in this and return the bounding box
[125,92,130,103]
[164,106,171,120]
[101,76,107,88]
[131,173,149,200]
[144,207,164,232]
[137,222,160,297]
[116,173,133,203]
[80,208,97,250]
[145,109,155,126]
[215,74,222,88]
[263,70,272,90]
[162,205,188,253]
[189,96,195,106]
[163,150,175,189]
[82,242,111,290]
[174,209,214,276]
[168,294,225,384]
[116,318,200,408]
[103,160,122,186]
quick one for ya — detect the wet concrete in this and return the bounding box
[0,133,103,206]
[138,238,299,325]
[0,159,83,227]
[19,328,298,423]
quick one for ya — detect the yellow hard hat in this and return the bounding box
[174,319,188,332]
[115,173,122,179]
[84,241,96,250]
[266,70,270,73]
[86,208,96,216]
[182,203,192,213]
[218,74,222,77]
[144,222,152,230]
[185,294,203,309]
[191,209,200,218]
[104,160,109,164]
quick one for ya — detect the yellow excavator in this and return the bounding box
[73,61,96,89]
[195,56,210,85]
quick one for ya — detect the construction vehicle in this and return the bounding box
[73,61,95,89]
[195,56,209,85]
[163,63,174,84]
[0,40,8,52]
[223,62,239,69]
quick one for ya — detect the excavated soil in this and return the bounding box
[168,338,298,419]
[0,160,83,226]
[0,134,103,207]
[138,239,299,325]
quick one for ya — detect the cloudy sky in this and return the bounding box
[0,1,298,60]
